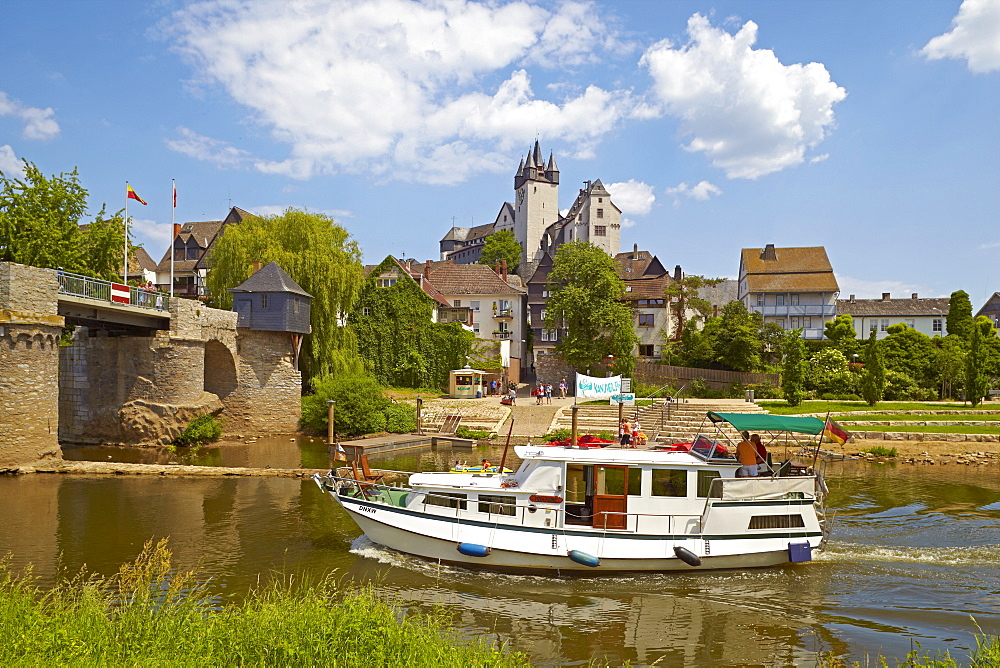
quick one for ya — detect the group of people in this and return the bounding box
[532,383,553,404]
[618,417,647,448]
[734,431,769,477]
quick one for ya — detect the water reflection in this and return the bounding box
[1,449,997,666]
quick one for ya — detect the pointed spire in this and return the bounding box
[533,140,543,167]
[525,147,536,169]
[546,151,558,174]
[517,157,525,176]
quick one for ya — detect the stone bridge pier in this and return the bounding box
[1,262,302,466]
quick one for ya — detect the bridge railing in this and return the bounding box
[57,270,171,313]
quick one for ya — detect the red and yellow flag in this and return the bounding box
[127,184,147,206]
[824,418,850,445]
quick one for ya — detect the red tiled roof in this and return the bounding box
[425,262,526,296]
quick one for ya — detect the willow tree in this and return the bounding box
[545,241,637,376]
[205,209,364,380]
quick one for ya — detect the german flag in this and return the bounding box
[824,418,850,445]
[127,184,147,205]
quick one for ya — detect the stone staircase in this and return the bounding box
[548,399,768,444]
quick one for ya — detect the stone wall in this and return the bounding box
[225,328,302,434]
[534,351,577,391]
[0,263,63,465]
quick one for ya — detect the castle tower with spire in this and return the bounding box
[512,140,560,267]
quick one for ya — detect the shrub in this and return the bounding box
[455,427,492,440]
[862,445,898,457]
[746,383,781,399]
[540,428,572,443]
[301,373,390,436]
[384,402,417,433]
[819,393,862,401]
[883,370,921,401]
[175,414,222,446]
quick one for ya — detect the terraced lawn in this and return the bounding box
[842,414,1000,422]
[758,401,979,415]
[847,424,1000,434]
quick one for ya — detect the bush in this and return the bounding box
[384,402,417,433]
[540,428,572,443]
[883,370,921,401]
[455,427,492,440]
[819,393,862,401]
[862,445,898,457]
[301,374,390,436]
[746,383,781,399]
[175,414,222,446]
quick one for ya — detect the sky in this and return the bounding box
[2,0,999,305]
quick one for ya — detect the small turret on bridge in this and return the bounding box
[0,261,307,466]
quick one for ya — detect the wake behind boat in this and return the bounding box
[313,412,834,572]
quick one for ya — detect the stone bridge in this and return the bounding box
[1,262,302,466]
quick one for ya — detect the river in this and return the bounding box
[2,438,998,666]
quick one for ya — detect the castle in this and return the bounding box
[439,141,622,274]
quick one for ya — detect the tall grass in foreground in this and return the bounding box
[818,627,1000,667]
[0,540,528,667]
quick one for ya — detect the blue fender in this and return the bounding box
[457,543,491,558]
[568,550,600,567]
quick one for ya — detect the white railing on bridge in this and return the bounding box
[57,270,170,312]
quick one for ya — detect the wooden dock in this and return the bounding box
[339,434,476,459]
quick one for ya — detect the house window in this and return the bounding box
[881,319,889,331]
[870,321,878,333]
[594,225,607,236]
[904,319,915,328]
[638,314,654,327]
[596,208,604,219]
[542,330,558,342]
[790,294,799,305]
[542,290,551,298]
[540,309,547,321]
[362,307,371,316]
[933,318,943,332]
[638,344,655,357]
[186,245,200,260]
[776,295,785,306]
[802,316,812,328]
[756,294,764,306]
[470,300,480,311]
[790,317,799,329]
[260,294,269,309]
[376,278,396,288]
[453,300,461,307]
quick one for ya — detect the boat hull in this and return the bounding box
[334,493,822,573]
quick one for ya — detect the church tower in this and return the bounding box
[513,141,559,266]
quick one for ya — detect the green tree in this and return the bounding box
[965,317,992,406]
[663,274,723,340]
[350,256,474,388]
[808,347,856,397]
[300,374,390,436]
[478,230,520,274]
[781,329,808,406]
[760,322,789,368]
[860,328,886,406]
[823,314,858,358]
[932,335,966,399]
[713,301,763,372]
[545,241,638,376]
[1,160,128,279]
[205,209,364,380]
[946,290,974,338]
[880,323,935,388]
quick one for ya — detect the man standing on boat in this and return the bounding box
[735,431,758,477]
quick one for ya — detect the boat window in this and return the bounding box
[627,467,642,496]
[478,494,516,516]
[697,471,722,498]
[651,469,687,497]
[425,492,467,510]
[565,465,588,504]
[749,515,805,530]
[595,466,626,496]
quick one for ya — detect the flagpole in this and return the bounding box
[170,179,175,297]
[124,182,129,283]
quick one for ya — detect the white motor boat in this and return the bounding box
[313,412,834,572]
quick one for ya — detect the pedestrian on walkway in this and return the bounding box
[544,383,552,404]
[559,378,567,398]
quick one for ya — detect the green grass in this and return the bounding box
[861,445,898,457]
[818,629,1000,667]
[847,424,1000,434]
[0,540,528,667]
[842,414,1000,422]
[758,401,980,415]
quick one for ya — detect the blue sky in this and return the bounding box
[2,0,999,305]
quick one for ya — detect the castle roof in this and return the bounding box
[229,261,311,297]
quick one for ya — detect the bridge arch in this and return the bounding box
[204,339,238,400]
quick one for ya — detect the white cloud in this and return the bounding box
[835,275,941,300]
[0,145,25,177]
[167,0,631,183]
[978,241,1000,250]
[248,205,354,219]
[922,0,1000,73]
[666,180,722,203]
[621,217,637,228]
[606,179,655,215]
[130,218,173,256]
[640,14,846,179]
[0,91,60,140]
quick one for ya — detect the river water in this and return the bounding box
[2,438,998,666]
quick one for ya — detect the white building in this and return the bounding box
[738,244,839,340]
[838,293,949,339]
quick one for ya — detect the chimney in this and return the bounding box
[494,261,501,276]
[633,243,638,260]
[674,265,682,281]
[761,244,777,261]
[849,294,855,302]
[882,292,890,300]
[501,259,508,282]
[911,293,918,299]
[424,260,431,278]
[251,261,263,272]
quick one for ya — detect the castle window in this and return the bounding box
[598,197,603,203]
[260,294,269,309]
[594,225,607,236]
[596,208,604,219]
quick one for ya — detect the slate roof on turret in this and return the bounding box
[229,261,312,297]
[546,151,558,173]
[425,262,526,295]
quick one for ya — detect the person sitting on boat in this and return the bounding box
[735,431,758,477]
[751,434,769,473]
[481,458,491,473]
